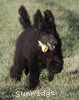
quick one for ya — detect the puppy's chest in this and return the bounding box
[37,53,47,67]
[37,51,54,67]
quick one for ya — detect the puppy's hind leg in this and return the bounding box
[24,60,29,76]
[10,54,25,82]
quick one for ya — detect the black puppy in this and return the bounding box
[10,5,63,90]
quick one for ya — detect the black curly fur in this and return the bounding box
[19,5,31,29]
[33,9,43,31]
[10,5,63,90]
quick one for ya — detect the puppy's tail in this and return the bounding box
[18,5,31,29]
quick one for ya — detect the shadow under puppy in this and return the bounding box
[10,5,63,90]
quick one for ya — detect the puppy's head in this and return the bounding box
[38,34,58,52]
[33,9,58,52]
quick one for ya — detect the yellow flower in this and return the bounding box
[38,41,48,52]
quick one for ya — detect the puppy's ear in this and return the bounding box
[33,9,43,31]
[44,10,56,33]
[44,10,55,24]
